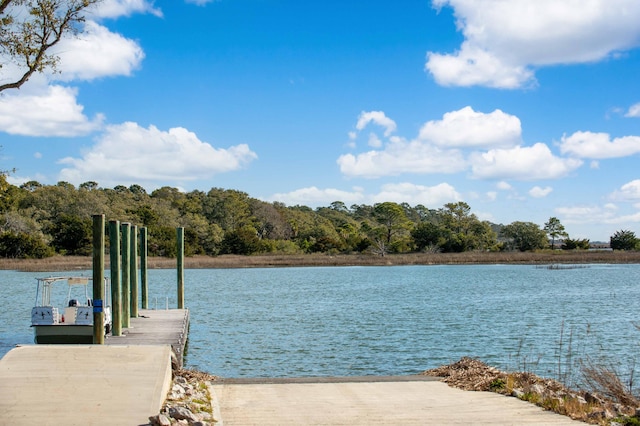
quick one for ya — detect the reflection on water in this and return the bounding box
[1,264,639,381]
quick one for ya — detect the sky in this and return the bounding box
[1,0,640,241]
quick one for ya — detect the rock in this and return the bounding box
[175,376,188,385]
[511,389,524,398]
[169,406,199,422]
[148,413,172,426]
[530,384,544,395]
[584,391,604,405]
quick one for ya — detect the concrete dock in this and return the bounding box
[0,309,189,426]
[0,345,172,425]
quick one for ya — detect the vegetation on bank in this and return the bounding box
[0,177,638,259]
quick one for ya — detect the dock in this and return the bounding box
[0,308,189,426]
[106,308,190,368]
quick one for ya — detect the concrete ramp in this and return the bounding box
[211,377,585,425]
[0,345,172,426]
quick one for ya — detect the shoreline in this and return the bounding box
[0,250,639,272]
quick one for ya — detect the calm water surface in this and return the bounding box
[1,264,639,381]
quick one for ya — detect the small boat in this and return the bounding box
[31,276,112,344]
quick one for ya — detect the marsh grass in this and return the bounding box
[2,250,640,272]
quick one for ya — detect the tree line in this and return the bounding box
[0,177,634,259]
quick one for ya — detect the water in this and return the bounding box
[2,264,639,382]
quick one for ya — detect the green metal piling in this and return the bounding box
[140,227,148,310]
[92,214,105,344]
[109,220,122,336]
[130,225,139,318]
[121,223,131,329]
[177,227,184,309]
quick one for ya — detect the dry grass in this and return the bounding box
[581,357,639,407]
[424,357,639,425]
[0,250,638,272]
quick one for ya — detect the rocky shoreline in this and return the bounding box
[148,369,219,426]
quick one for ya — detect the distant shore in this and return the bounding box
[1,250,639,272]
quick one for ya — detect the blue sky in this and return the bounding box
[1,0,640,241]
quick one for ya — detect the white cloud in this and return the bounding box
[486,191,497,201]
[55,21,145,81]
[626,103,640,118]
[269,187,365,207]
[371,182,461,206]
[418,106,521,148]
[368,133,383,148]
[427,0,640,88]
[93,0,162,19]
[529,186,553,198]
[470,143,583,180]
[185,0,216,5]
[496,181,512,190]
[58,122,257,185]
[610,179,640,201]
[426,44,533,89]
[556,205,616,224]
[269,182,461,208]
[356,111,397,136]
[337,139,466,178]
[560,131,640,159]
[0,84,104,137]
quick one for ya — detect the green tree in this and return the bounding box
[501,221,548,252]
[411,222,443,252]
[373,202,411,245]
[220,225,260,255]
[610,230,639,251]
[436,202,497,252]
[47,213,91,255]
[0,0,101,92]
[544,217,568,249]
[561,237,590,250]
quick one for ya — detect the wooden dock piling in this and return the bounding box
[92,214,105,345]
[109,220,122,336]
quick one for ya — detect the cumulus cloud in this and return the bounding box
[92,0,162,19]
[555,205,618,224]
[469,143,583,180]
[58,122,257,185]
[0,84,104,137]
[340,107,582,181]
[427,0,640,88]
[337,139,466,178]
[626,103,640,118]
[610,180,640,201]
[356,111,397,137]
[269,187,365,207]
[268,182,460,208]
[529,186,553,198]
[55,21,145,81]
[371,182,461,206]
[496,181,512,190]
[560,131,640,159]
[418,106,522,148]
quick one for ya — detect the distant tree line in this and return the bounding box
[0,176,632,258]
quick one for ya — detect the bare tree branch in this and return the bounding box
[0,0,99,92]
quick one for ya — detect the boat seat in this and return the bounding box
[75,307,92,325]
[32,306,55,325]
[64,307,77,324]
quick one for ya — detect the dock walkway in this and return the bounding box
[106,308,190,368]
